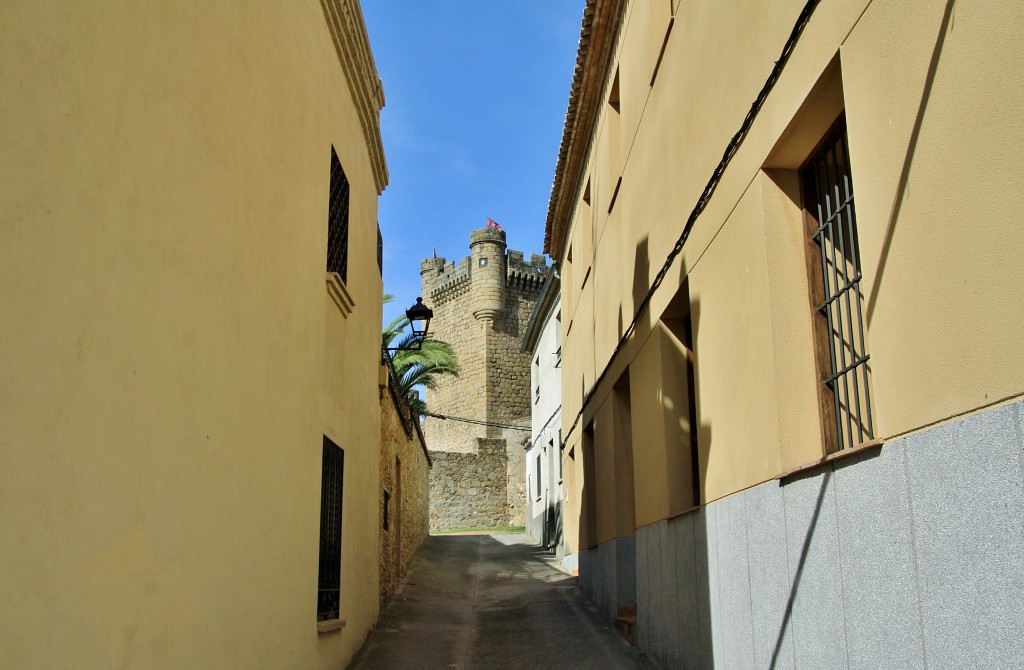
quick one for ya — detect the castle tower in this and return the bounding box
[420,227,549,530]
[469,227,506,323]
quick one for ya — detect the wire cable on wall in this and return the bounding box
[560,0,821,450]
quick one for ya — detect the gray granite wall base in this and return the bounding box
[579,537,637,620]
[626,399,1024,669]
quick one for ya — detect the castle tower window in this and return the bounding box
[479,257,488,267]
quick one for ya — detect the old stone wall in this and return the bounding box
[489,271,546,426]
[506,435,529,527]
[420,228,547,530]
[379,371,431,609]
[428,439,508,530]
[418,258,486,453]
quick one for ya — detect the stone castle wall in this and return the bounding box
[421,228,547,529]
[429,439,506,530]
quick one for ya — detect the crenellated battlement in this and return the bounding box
[423,256,473,306]
[507,268,548,290]
[421,233,552,311]
[430,269,471,304]
[507,251,548,274]
[507,250,549,288]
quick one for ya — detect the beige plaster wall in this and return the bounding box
[840,0,1024,437]
[0,2,386,667]
[590,386,636,545]
[629,322,700,527]
[560,437,581,565]
[556,0,1024,536]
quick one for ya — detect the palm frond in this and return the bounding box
[381,294,459,416]
[383,314,410,349]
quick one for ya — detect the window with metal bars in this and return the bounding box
[327,148,350,284]
[317,437,344,621]
[376,225,383,276]
[800,116,874,454]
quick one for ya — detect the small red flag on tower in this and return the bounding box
[486,217,502,231]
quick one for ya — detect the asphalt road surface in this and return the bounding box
[348,533,654,670]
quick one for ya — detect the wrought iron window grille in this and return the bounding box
[801,117,875,453]
[376,225,383,276]
[317,437,344,621]
[327,148,350,284]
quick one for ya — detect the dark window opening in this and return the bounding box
[376,225,383,277]
[581,424,597,549]
[382,489,390,532]
[800,116,874,453]
[663,283,701,509]
[608,70,621,113]
[317,437,344,621]
[327,148,350,284]
[535,453,542,499]
[683,314,700,508]
[554,438,562,482]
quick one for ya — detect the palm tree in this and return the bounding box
[383,295,459,416]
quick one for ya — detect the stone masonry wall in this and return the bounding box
[429,439,507,531]
[420,228,547,530]
[379,374,430,609]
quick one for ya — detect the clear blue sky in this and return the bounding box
[361,3,583,324]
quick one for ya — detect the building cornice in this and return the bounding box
[320,0,389,195]
[543,0,625,258]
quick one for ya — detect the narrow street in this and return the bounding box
[348,534,653,670]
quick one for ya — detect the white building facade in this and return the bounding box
[522,274,571,570]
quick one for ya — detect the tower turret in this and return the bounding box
[420,255,447,295]
[469,227,507,323]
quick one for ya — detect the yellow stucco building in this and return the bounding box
[548,0,1024,667]
[0,1,395,667]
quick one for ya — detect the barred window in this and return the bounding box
[317,437,344,621]
[327,148,350,284]
[376,225,383,276]
[801,116,874,454]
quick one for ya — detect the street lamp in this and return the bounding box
[406,297,433,340]
[386,296,433,351]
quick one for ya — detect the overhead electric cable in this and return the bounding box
[560,0,821,450]
[422,411,531,432]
